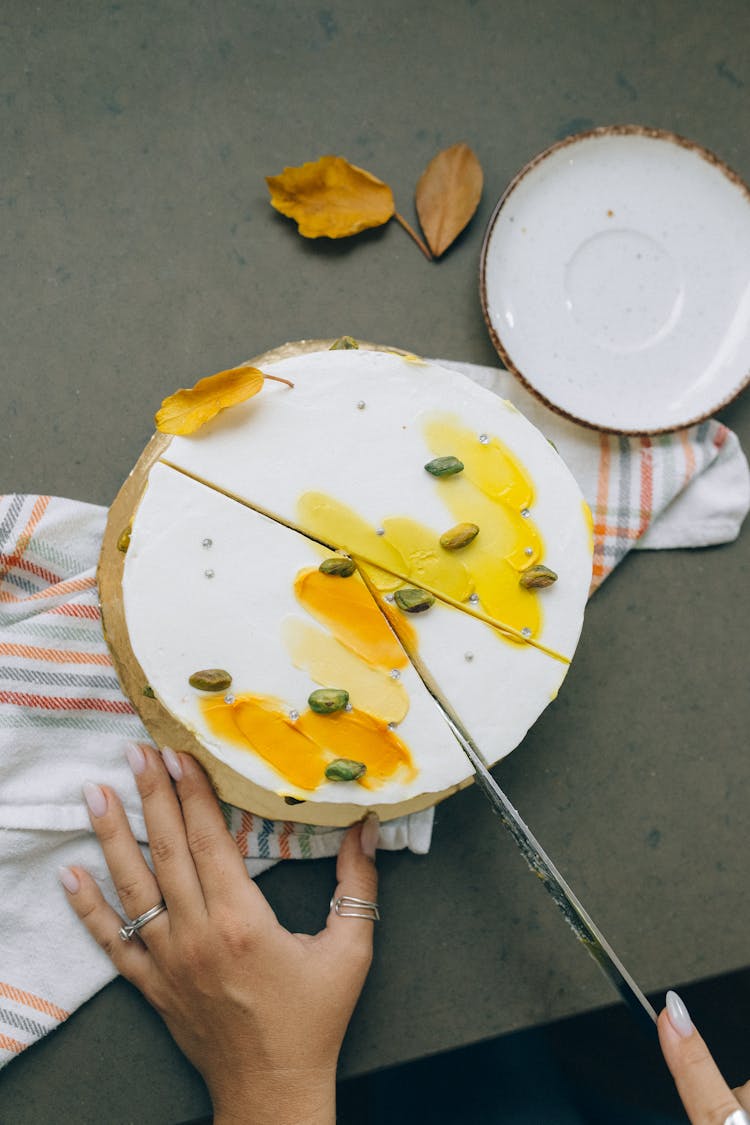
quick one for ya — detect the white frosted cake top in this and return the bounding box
[122,347,593,815]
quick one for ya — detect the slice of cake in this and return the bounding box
[159,348,591,661]
[123,462,474,817]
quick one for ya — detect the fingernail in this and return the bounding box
[360,812,380,858]
[83,781,108,818]
[666,990,694,1038]
[57,865,80,894]
[125,742,146,776]
[161,746,183,781]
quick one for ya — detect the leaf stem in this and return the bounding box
[394,212,433,261]
[264,373,295,388]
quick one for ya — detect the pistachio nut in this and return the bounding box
[142,684,156,699]
[394,587,435,613]
[424,455,464,477]
[188,668,233,692]
[284,795,306,805]
[308,687,350,714]
[325,758,367,782]
[329,336,359,350]
[439,522,479,550]
[519,564,558,590]
[319,556,356,577]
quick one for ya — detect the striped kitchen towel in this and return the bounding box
[1,358,748,1065]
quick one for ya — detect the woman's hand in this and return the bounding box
[58,743,379,1125]
[659,991,750,1125]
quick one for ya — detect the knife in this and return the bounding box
[358,572,659,1034]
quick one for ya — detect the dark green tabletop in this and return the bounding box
[2,1,749,1120]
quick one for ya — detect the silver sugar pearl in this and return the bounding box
[376,526,385,536]
[469,593,479,605]
[204,568,215,578]
[524,546,534,557]
[387,722,397,731]
[384,593,395,603]
[344,702,353,712]
[202,537,213,548]
[521,627,532,638]
[389,669,401,680]
[521,508,531,518]
[478,433,490,445]
[356,400,366,410]
[224,693,235,705]
[464,652,474,662]
[288,709,300,722]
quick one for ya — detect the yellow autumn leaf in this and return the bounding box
[266,155,395,238]
[155,366,266,435]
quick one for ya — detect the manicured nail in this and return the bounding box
[83,781,108,818]
[161,746,183,781]
[666,990,694,1038]
[57,865,80,894]
[360,812,380,858]
[125,742,147,776]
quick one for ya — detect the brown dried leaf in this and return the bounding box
[415,143,483,257]
[266,155,395,239]
[155,366,266,435]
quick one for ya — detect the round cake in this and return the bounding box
[100,341,593,826]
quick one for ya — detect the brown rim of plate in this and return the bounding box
[97,338,472,826]
[479,123,750,437]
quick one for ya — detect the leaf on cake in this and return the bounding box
[266,155,395,239]
[156,366,284,435]
[415,143,483,257]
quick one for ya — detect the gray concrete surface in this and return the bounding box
[1,1,749,1120]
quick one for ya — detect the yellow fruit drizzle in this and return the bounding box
[200,693,414,793]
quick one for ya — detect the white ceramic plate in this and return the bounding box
[480,126,750,434]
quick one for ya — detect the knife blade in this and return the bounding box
[359,572,658,1034]
[437,703,658,1034]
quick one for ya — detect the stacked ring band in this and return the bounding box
[330,895,380,921]
[118,900,168,941]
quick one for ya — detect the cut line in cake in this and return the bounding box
[160,456,570,665]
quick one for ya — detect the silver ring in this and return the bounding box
[725,1112,750,1125]
[118,900,167,941]
[330,894,380,921]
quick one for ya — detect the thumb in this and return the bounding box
[658,991,744,1125]
[326,813,380,950]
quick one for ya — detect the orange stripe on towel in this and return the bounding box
[0,553,61,586]
[638,437,654,536]
[0,690,135,714]
[48,601,101,620]
[13,496,50,558]
[591,435,612,581]
[235,810,254,857]
[0,643,112,666]
[0,1034,25,1054]
[679,428,697,484]
[0,498,51,586]
[0,575,98,606]
[0,981,69,1022]
[279,823,293,860]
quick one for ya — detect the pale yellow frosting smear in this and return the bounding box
[282,617,409,723]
